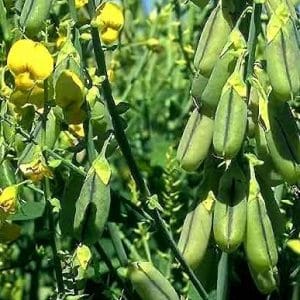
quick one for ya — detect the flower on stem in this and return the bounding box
[7,39,53,91]
[92,2,124,45]
[20,158,53,182]
[0,186,18,221]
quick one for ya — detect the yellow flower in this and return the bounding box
[93,2,124,44]
[20,159,53,182]
[55,70,85,109]
[75,0,88,9]
[7,39,53,91]
[0,186,18,221]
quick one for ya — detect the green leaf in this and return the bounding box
[60,172,84,236]
[10,201,45,221]
[217,252,228,300]
[73,170,111,245]
[92,156,111,185]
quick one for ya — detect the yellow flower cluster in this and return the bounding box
[7,39,53,108]
[93,2,124,44]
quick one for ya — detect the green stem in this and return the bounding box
[107,223,129,267]
[87,1,209,298]
[43,80,65,294]
[68,0,78,23]
[245,2,262,81]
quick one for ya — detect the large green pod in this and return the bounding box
[266,14,300,101]
[20,0,53,37]
[213,162,247,253]
[244,155,278,273]
[128,262,180,300]
[193,3,233,77]
[201,29,246,113]
[213,70,247,159]
[177,109,214,171]
[265,102,300,184]
[178,191,214,270]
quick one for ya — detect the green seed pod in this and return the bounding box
[128,262,180,300]
[265,7,300,101]
[177,109,214,171]
[191,72,209,104]
[213,59,247,159]
[249,265,278,295]
[194,3,233,77]
[213,161,247,253]
[20,0,53,37]
[73,158,111,245]
[201,29,246,113]
[178,191,215,270]
[264,101,300,184]
[244,154,278,273]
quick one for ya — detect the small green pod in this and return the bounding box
[178,192,215,270]
[213,67,247,159]
[191,72,209,104]
[244,156,278,273]
[177,109,214,172]
[128,262,180,300]
[266,16,300,101]
[20,0,53,37]
[249,265,278,295]
[198,27,246,113]
[265,102,300,184]
[213,162,247,253]
[193,3,233,77]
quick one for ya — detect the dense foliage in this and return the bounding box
[0,0,299,300]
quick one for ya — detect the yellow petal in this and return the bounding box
[28,42,54,80]
[7,39,34,75]
[101,28,119,44]
[0,186,18,215]
[95,2,124,32]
